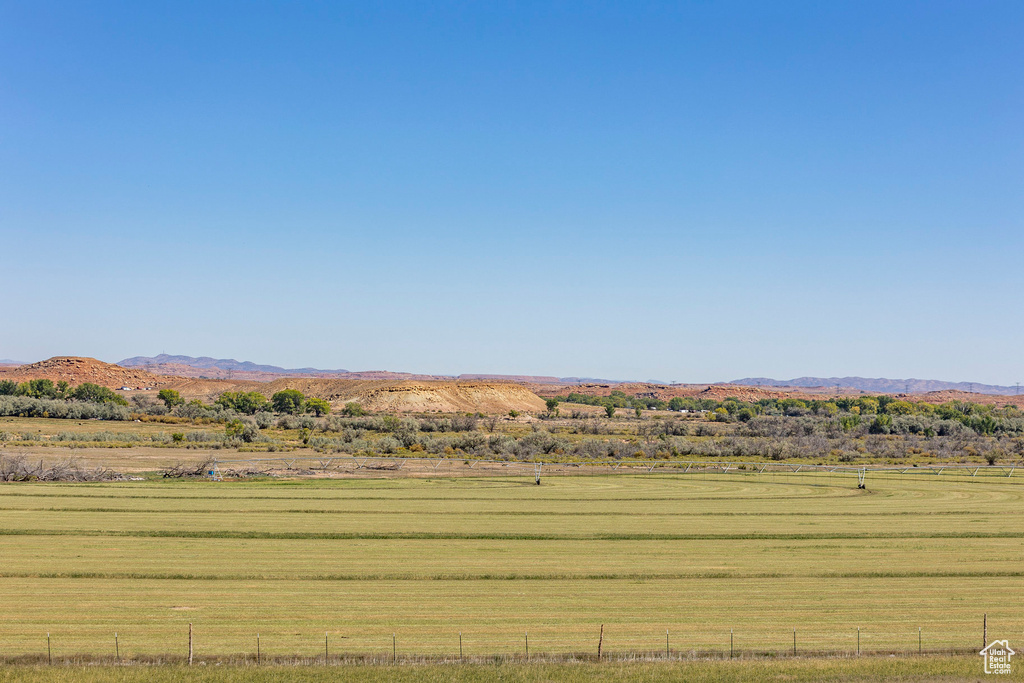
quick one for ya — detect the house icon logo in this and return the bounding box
[980,640,1015,674]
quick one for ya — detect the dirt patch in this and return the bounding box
[240,378,547,414]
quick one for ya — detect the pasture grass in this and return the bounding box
[0,473,1020,664]
[0,657,993,682]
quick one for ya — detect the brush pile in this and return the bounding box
[161,459,215,478]
[0,455,124,482]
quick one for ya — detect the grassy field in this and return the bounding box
[0,657,1001,683]
[0,472,1020,679]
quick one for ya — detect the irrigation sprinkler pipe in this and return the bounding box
[205,456,1024,484]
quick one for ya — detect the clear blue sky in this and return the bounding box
[2,1,1022,383]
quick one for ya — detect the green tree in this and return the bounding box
[0,380,16,395]
[856,397,879,414]
[71,383,128,405]
[272,389,305,414]
[868,414,892,434]
[971,415,997,436]
[604,405,616,418]
[607,391,629,408]
[834,396,857,411]
[158,389,184,408]
[886,400,914,416]
[216,391,269,415]
[16,379,58,399]
[304,397,331,416]
[839,415,861,432]
[225,419,245,439]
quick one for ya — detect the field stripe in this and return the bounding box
[0,570,1021,580]
[2,528,1023,540]
[1,506,1014,517]
[0,493,859,502]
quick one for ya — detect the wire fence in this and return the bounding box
[1,622,993,666]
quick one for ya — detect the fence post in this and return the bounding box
[325,632,328,664]
[525,631,529,660]
[257,633,260,665]
[188,623,193,665]
[460,632,463,660]
[793,628,796,656]
[857,627,860,656]
[597,624,603,660]
[47,633,51,665]
[919,627,921,655]
[984,613,988,651]
[730,629,733,658]
[666,629,669,659]
[115,632,119,662]
[393,633,396,664]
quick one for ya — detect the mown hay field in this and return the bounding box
[0,472,1020,665]
[0,657,993,683]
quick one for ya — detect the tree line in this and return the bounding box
[0,379,127,405]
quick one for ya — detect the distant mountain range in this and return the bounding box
[119,354,349,375]
[41,355,1015,395]
[116,354,614,384]
[731,377,1020,396]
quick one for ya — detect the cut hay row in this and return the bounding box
[0,475,1019,660]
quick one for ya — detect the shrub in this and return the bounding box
[254,411,276,428]
[342,402,366,417]
[450,414,478,432]
[376,436,400,454]
[241,420,260,443]
[0,396,130,421]
[174,401,208,420]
